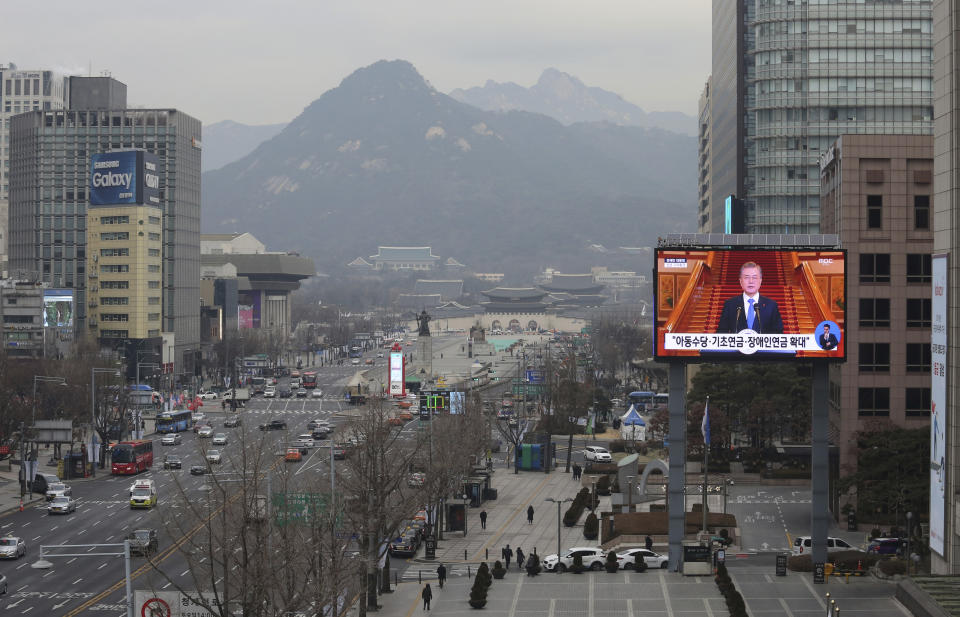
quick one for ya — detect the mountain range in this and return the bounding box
[200,60,696,275]
[202,120,287,172]
[449,68,696,136]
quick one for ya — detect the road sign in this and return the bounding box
[813,561,826,584]
[135,591,218,617]
[775,554,787,576]
[272,492,328,527]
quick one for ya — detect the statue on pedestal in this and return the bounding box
[417,310,432,337]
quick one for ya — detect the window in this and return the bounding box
[148,233,161,241]
[914,195,930,229]
[859,298,890,327]
[100,216,130,225]
[101,280,129,289]
[858,343,890,372]
[867,195,883,229]
[3,315,34,324]
[5,298,15,305]
[906,298,932,328]
[148,313,160,321]
[905,388,931,417]
[100,264,129,273]
[148,281,161,289]
[906,343,931,372]
[148,297,161,305]
[101,297,129,306]
[148,249,160,257]
[148,216,160,225]
[101,313,129,322]
[906,254,931,283]
[100,248,129,257]
[148,265,160,273]
[860,254,890,283]
[100,329,129,338]
[100,232,129,241]
[858,387,890,417]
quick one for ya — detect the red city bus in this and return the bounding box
[111,440,154,475]
[302,370,318,389]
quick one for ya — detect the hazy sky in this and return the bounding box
[5,0,710,127]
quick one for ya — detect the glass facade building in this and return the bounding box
[8,109,201,368]
[708,0,934,233]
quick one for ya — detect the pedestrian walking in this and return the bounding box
[422,583,433,610]
[479,510,487,530]
[516,547,525,569]
[436,564,447,589]
[527,505,534,525]
[502,544,513,569]
[645,535,653,551]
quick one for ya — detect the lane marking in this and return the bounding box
[658,570,675,617]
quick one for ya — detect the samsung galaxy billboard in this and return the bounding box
[89,151,160,207]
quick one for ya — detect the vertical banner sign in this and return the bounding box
[389,351,404,396]
[930,253,948,556]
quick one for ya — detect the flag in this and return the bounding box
[701,397,711,445]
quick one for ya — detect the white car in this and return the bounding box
[212,433,228,446]
[198,391,219,400]
[311,389,323,399]
[205,449,222,464]
[197,426,214,438]
[45,483,72,501]
[792,536,857,555]
[161,433,183,446]
[542,547,607,572]
[192,413,206,425]
[296,435,315,449]
[264,387,277,398]
[615,548,669,570]
[583,446,612,463]
[0,536,26,559]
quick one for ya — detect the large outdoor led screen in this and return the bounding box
[653,248,846,360]
[43,289,74,328]
[389,352,404,396]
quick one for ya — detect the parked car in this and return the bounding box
[126,529,159,556]
[161,433,182,446]
[212,433,228,446]
[616,548,669,570]
[47,495,77,515]
[867,538,903,556]
[163,455,182,470]
[0,536,26,559]
[792,536,858,555]
[45,482,72,501]
[542,547,607,572]
[583,446,612,463]
[259,420,287,431]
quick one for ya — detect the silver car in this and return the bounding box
[212,433,228,446]
[0,536,25,559]
[161,433,182,446]
[205,449,222,464]
[47,495,77,515]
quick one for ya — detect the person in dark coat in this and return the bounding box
[645,535,653,551]
[516,547,525,569]
[436,564,447,589]
[527,505,534,524]
[479,510,487,529]
[422,583,433,610]
[502,544,513,568]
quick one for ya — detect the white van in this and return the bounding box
[792,536,856,555]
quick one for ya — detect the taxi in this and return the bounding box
[129,479,158,509]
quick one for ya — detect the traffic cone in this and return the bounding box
[857,559,863,571]
[18,498,23,512]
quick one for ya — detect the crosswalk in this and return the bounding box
[241,408,338,416]
[400,566,473,581]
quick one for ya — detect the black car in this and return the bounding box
[163,455,182,470]
[312,429,329,440]
[127,529,159,556]
[259,420,287,431]
[223,416,241,428]
[190,465,207,476]
[279,389,293,399]
[296,388,308,398]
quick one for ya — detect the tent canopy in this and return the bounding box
[620,405,645,426]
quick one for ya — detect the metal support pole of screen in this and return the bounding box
[811,361,830,574]
[667,361,687,572]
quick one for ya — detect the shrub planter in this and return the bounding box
[583,512,599,540]
[492,561,506,580]
[605,551,620,573]
[571,554,585,574]
[632,553,648,572]
[525,554,541,577]
[469,569,488,609]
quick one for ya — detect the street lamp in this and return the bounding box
[91,368,121,475]
[545,497,573,569]
[33,541,134,617]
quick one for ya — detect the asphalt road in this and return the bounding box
[0,363,359,616]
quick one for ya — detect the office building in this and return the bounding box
[8,107,201,370]
[819,134,933,513]
[698,77,713,232]
[931,0,960,575]
[708,0,934,234]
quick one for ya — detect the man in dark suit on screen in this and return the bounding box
[818,324,839,350]
[716,261,784,334]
